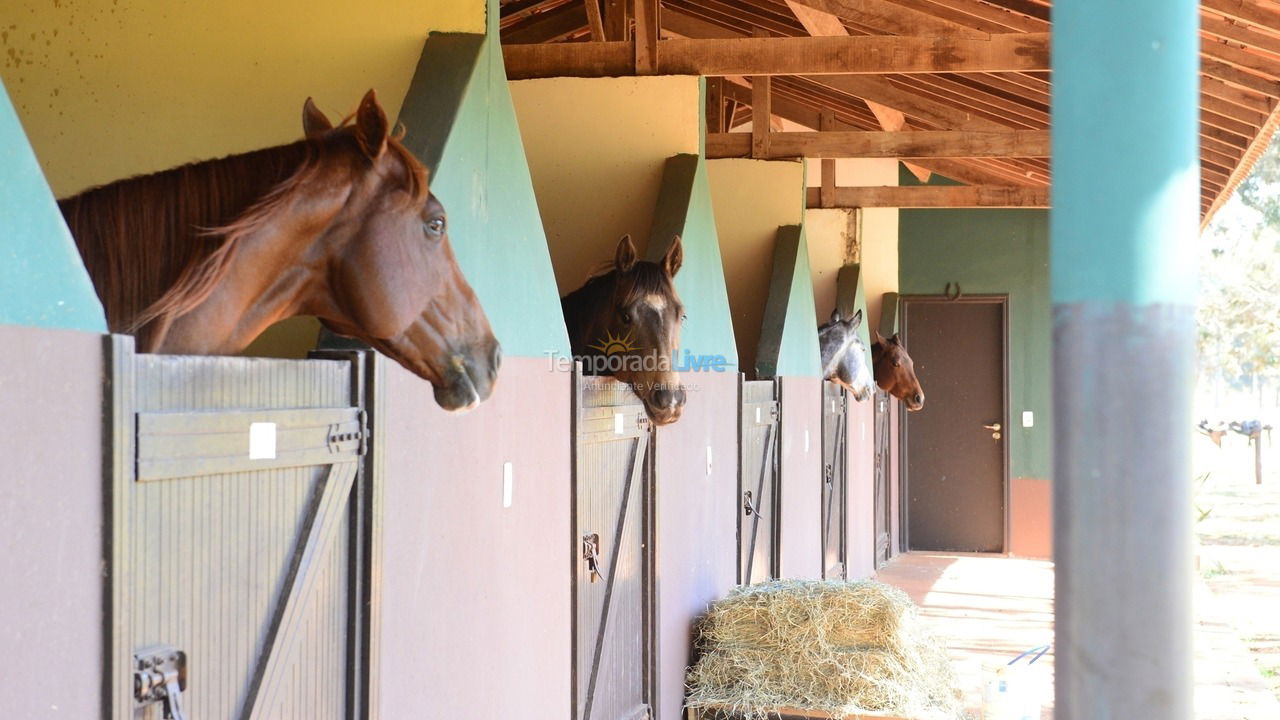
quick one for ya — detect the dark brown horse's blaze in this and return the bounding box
[59,90,499,411]
[871,331,925,411]
[561,235,687,425]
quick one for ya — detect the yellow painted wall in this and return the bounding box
[0,0,483,197]
[508,75,701,292]
[804,208,856,319]
[807,156,900,331]
[706,158,806,373]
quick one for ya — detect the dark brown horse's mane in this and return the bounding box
[60,123,427,339]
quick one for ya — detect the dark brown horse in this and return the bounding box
[59,90,500,411]
[561,235,686,425]
[871,329,925,411]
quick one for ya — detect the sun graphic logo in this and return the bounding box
[588,329,641,355]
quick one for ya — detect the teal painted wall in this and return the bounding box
[757,225,822,379]
[647,153,738,370]
[899,205,1052,481]
[395,3,568,359]
[0,77,106,332]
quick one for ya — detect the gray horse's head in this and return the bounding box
[818,309,873,401]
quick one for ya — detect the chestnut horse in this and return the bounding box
[818,308,873,401]
[561,235,686,425]
[59,90,500,411]
[871,329,925,411]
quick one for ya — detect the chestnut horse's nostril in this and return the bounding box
[674,386,687,407]
[913,393,925,406]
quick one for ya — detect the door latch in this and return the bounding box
[134,645,187,720]
[582,533,603,583]
[743,490,766,519]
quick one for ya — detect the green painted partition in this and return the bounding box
[756,225,821,379]
[394,2,568,358]
[835,264,873,371]
[0,77,106,332]
[647,153,738,371]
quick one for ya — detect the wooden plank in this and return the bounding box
[1201,74,1274,114]
[809,74,1011,130]
[585,0,605,42]
[753,75,772,158]
[820,109,837,208]
[1201,0,1280,30]
[909,0,1048,33]
[1200,13,1280,56]
[502,2,588,44]
[634,0,659,73]
[1202,36,1280,79]
[786,0,985,38]
[707,77,726,134]
[603,0,629,41]
[806,184,1050,208]
[501,32,1051,78]
[707,129,1050,159]
[1201,56,1280,98]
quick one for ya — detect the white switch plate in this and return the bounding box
[249,422,277,460]
[1022,411,1034,428]
[502,462,513,508]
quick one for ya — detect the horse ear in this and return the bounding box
[355,89,388,160]
[302,97,332,139]
[870,327,884,345]
[848,309,863,329]
[888,333,901,345]
[662,235,683,277]
[615,234,638,273]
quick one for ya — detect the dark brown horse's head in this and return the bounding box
[60,90,499,412]
[562,235,686,425]
[304,93,501,411]
[871,330,924,411]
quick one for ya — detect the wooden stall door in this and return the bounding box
[873,390,893,568]
[739,379,780,585]
[902,297,1008,553]
[573,376,655,720]
[820,382,847,580]
[110,341,372,720]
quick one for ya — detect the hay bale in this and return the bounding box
[686,579,966,720]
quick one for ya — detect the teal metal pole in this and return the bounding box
[1052,2,1198,719]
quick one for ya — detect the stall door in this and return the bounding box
[739,379,780,585]
[873,390,893,568]
[820,382,847,579]
[902,298,1007,553]
[109,341,370,720]
[573,376,654,720]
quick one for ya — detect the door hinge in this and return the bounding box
[134,645,187,720]
[327,409,368,456]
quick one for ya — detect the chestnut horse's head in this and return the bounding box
[61,90,499,412]
[562,235,686,425]
[303,93,500,411]
[871,330,924,411]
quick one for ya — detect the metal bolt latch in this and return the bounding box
[583,533,604,583]
[133,645,187,720]
[743,490,766,519]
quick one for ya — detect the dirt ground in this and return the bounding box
[1193,428,1280,705]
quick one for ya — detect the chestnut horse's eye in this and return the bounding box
[424,217,446,237]
[620,309,632,324]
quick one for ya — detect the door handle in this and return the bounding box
[983,423,1002,431]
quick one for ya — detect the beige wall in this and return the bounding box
[706,158,806,373]
[804,208,857,320]
[509,75,701,293]
[0,0,482,197]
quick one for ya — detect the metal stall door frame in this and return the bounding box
[820,381,848,580]
[738,378,780,585]
[105,337,380,720]
[572,372,656,720]
[873,390,893,569]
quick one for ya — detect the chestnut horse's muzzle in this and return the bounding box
[433,339,502,411]
[644,383,687,426]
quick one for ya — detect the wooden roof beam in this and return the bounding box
[706,129,1050,159]
[501,2,587,44]
[501,32,1051,78]
[1200,0,1280,30]
[806,185,1050,208]
[784,0,985,37]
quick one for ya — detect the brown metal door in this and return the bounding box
[820,382,847,579]
[873,390,892,567]
[738,379,780,585]
[109,340,371,720]
[902,298,1007,553]
[573,375,654,720]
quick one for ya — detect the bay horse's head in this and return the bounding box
[562,235,686,425]
[303,93,501,410]
[871,329,924,411]
[819,309,873,402]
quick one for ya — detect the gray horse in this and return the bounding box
[818,309,874,401]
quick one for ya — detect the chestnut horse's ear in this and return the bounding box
[870,327,884,345]
[615,234,638,273]
[355,89,388,160]
[302,97,332,139]
[662,235,683,277]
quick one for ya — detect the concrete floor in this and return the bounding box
[875,552,1280,719]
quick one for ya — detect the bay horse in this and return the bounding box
[561,235,687,425]
[59,90,500,411]
[818,308,873,401]
[871,329,925,411]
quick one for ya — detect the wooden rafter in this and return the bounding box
[805,185,1050,208]
[706,129,1050,159]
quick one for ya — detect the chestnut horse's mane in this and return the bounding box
[59,122,427,338]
